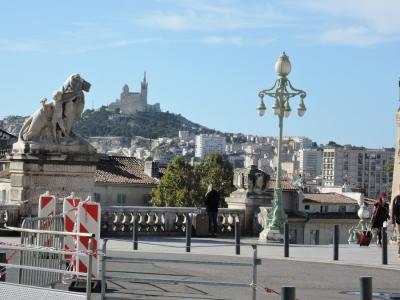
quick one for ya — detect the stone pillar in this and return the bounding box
[225,166,273,235]
[225,191,273,235]
[392,112,400,199]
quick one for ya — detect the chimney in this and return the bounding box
[144,158,159,178]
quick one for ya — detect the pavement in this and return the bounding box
[1,236,400,299]
[105,236,400,270]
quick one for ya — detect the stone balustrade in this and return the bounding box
[0,204,246,236]
[101,206,245,236]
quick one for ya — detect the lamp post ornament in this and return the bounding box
[257,52,307,241]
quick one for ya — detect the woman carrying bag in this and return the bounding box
[371,192,390,246]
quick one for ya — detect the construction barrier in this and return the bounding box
[63,196,81,261]
[77,202,100,278]
[38,193,56,220]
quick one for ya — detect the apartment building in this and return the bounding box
[298,148,323,180]
[195,134,226,159]
[322,145,394,198]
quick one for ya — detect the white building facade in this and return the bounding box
[298,148,323,180]
[195,134,226,159]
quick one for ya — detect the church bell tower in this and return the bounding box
[141,72,148,105]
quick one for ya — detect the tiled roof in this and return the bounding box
[0,170,10,179]
[303,193,357,204]
[268,180,297,191]
[95,156,159,185]
[0,129,17,139]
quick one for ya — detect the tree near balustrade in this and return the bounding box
[196,152,234,207]
[150,156,202,207]
[150,153,234,207]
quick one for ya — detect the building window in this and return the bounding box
[338,205,346,213]
[320,205,328,213]
[117,193,126,205]
[94,193,101,203]
[304,205,310,210]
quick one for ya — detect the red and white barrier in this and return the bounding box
[63,196,81,260]
[77,201,100,278]
[38,193,56,220]
[38,192,56,233]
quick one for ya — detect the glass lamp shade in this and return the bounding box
[275,52,291,77]
[272,98,280,115]
[257,98,266,116]
[283,101,291,118]
[297,99,306,117]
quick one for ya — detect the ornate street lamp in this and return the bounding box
[257,52,307,241]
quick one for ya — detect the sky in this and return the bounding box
[0,0,399,148]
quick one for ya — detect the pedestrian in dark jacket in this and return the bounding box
[391,185,400,257]
[371,192,389,246]
[205,184,220,237]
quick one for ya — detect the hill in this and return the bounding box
[73,106,218,139]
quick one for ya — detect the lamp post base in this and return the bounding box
[259,227,284,243]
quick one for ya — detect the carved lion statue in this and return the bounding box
[18,74,91,143]
[59,74,91,136]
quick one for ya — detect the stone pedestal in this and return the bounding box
[226,190,273,235]
[259,227,284,242]
[225,166,273,235]
[9,141,98,216]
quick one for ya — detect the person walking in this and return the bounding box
[391,185,400,257]
[205,184,220,237]
[371,192,390,246]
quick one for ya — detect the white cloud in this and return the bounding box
[303,0,400,33]
[298,0,400,46]
[135,1,295,31]
[0,39,43,52]
[199,36,276,46]
[200,36,243,45]
[319,26,388,47]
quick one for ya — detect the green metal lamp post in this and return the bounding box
[257,52,307,241]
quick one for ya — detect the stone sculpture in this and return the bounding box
[19,98,55,142]
[18,74,91,143]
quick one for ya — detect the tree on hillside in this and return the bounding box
[196,152,234,206]
[150,156,202,207]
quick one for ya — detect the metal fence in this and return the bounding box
[19,215,64,287]
[0,226,96,300]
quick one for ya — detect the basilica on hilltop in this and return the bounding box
[107,72,161,114]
